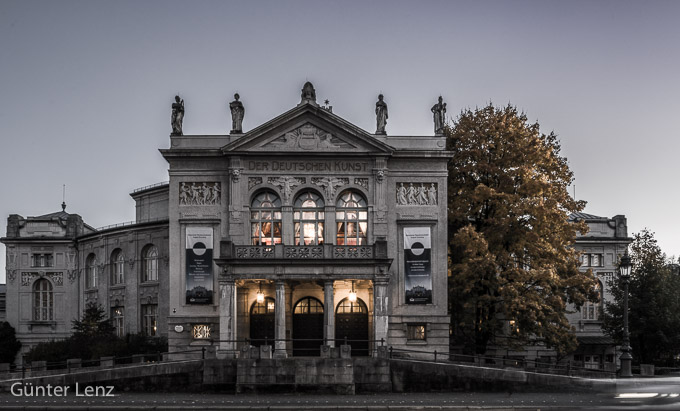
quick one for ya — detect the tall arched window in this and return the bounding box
[294,191,324,245]
[86,253,98,288]
[111,249,125,285]
[142,245,158,282]
[336,191,368,245]
[251,191,282,245]
[582,280,602,320]
[33,279,53,321]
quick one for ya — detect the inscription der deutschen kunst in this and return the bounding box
[248,160,369,173]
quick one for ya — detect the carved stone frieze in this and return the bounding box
[396,182,438,206]
[21,272,35,286]
[312,177,348,198]
[268,176,305,202]
[354,178,369,190]
[248,177,263,190]
[284,246,323,259]
[179,182,221,206]
[47,272,63,286]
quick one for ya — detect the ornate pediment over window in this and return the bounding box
[261,123,355,151]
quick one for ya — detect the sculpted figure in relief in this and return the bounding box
[431,96,447,134]
[397,183,407,205]
[406,183,417,205]
[428,183,437,205]
[229,93,245,133]
[375,94,388,134]
[171,95,184,135]
[271,177,300,202]
[315,177,345,198]
[417,184,428,205]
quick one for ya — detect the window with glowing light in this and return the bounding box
[336,191,368,245]
[294,297,324,314]
[142,304,157,336]
[250,191,282,245]
[193,324,211,339]
[294,192,324,245]
[251,297,276,314]
[336,297,367,314]
[111,306,125,337]
[407,324,426,340]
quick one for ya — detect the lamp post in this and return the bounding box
[618,250,633,378]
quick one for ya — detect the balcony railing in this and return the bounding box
[226,242,386,260]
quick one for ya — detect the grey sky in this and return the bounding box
[2,0,679,281]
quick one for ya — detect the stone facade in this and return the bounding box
[2,83,451,362]
[567,213,631,371]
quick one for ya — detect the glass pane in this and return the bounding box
[251,223,260,237]
[251,212,259,219]
[359,211,367,220]
[346,222,356,236]
[294,211,300,220]
[274,211,282,219]
[302,211,315,220]
[317,223,324,242]
[359,222,368,236]
[261,211,271,220]
[303,223,315,244]
[273,222,282,238]
[318,212,324,219]
[262,222,272,237]
[347,211,357,220]
[336,211,344,219]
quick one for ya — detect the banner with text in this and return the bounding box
[186,227,213,305]
[404,227,433,304]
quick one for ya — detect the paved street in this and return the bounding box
[1,389,679,410]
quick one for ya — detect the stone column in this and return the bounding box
[218,278,237,358]
[282,205,294,245]
[274,280,287,358]
[373,279,389,348]
[324,280,335,347]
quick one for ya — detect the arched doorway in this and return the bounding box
[250,297,275,347]
[335,297,369,356]
[293,297,324,356]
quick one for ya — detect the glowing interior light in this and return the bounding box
[256,282,265,304]
[349,281,357,302]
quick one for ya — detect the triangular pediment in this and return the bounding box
[222,104,394,155]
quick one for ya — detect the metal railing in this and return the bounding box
[132,181,169,193]
[95,217,168,232]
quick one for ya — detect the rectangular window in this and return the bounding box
[581,254,589,267]
[111,307,125,337]
[591,254,602,267]
[142,304,158,336]
[31,253,54,268]
[407,324,426,341]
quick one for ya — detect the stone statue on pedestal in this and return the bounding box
[431,96,446,134]
[229,93,245,133]
[375,94,388,135]
[171,95,184,136]
[300,81,317,104]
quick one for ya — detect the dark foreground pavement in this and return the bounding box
[2,390,680,411]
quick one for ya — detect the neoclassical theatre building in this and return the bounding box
[2,83,452,361]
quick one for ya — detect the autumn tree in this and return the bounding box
[447,103,597,356]
[602,229,680,365]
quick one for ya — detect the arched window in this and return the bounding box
[251,297,276,314]
[336,191,368,245]
[293,297,324,314]
[33,279,53,321]
[336,297,367,314]
[86,253,98,288]
[294,191,324,245]
[582,280,602,320]
[111,249,125,285]
[251,191,282,245]
[142,245,158,282]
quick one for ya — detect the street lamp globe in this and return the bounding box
[619,251,632,279]
[618,249,633,378]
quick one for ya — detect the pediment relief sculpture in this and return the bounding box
[262,124,355,151]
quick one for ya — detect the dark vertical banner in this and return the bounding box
[186,227,213,304]
[404,227,433,304]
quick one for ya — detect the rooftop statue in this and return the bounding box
[171,95,184,136]
[431,96,446,134]
[229,93,245,133]
[300,81,317,104]
[375,94,388,135]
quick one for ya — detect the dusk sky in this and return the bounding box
[1,0,679,281]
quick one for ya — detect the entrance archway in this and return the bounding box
[292,297,324,356]
[335,297,369,356]
[250,297,275,347]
